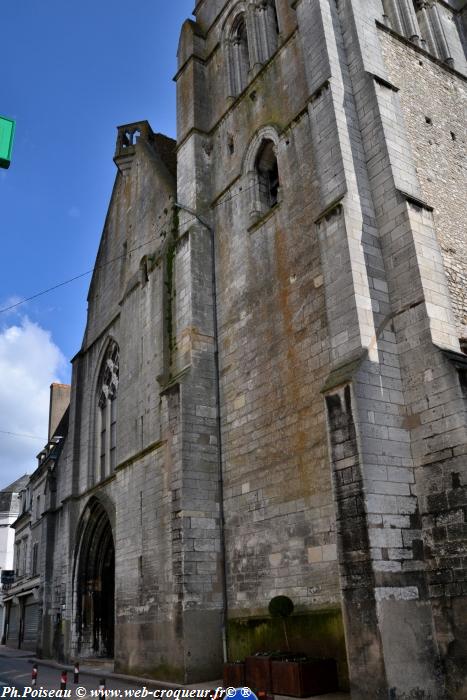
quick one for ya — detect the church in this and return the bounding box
[4,1,467,698]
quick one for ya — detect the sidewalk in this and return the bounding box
[0,647,350,700]
[0,648,34,659]
[32,657,183,691]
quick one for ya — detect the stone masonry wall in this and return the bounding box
[175,0,347,674]
[216,116,340,612]
[379,28,467,340]
[45,134,194,679]
[189,0,343,642]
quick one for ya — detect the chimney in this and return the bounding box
[48,383,71,440]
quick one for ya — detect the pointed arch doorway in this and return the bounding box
[74,498,115,658]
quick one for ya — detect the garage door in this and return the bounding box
[23,598,40,649]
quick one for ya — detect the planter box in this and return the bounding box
[271,658,338,697]
[223,662,246,688]
[245,655,273,691]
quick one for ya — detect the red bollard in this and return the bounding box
[74,663,80,684]
[99,678,106,698]
[31,664,38,686]
[257,692,274,700]
[60,670,68,691]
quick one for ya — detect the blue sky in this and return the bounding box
[0,1,193,485]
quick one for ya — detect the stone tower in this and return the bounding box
[27,1,467,697]
[175,0,467,697]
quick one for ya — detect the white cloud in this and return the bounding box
[0,317,67,488]
[0,295,24,316]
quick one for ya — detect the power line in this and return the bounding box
[0,429,47,441]
[0,182,256,316]
[0,234,159,315]
[0,271,95,314]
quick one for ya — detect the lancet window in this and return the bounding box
[230,14,250,95]
[256,0,280,63]
[382,1,454,65]
[256,139,280,210]
[413,1,453,63]
[96,341,119,481]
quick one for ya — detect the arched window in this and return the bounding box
[413,1,453,63]
[244,127,281,223]
[382,0,454,64]
[230,14,250,95]
[96,341,119,481]
[255,139,280,210]
[256,0,279,63]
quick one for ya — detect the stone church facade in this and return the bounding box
[18,1,467,698]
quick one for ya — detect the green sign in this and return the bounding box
[0,116,15,169]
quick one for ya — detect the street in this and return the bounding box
[0,650,180,696]
[0,649,349,700]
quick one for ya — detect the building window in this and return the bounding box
[96,341,119,482]
[413,1,453,64]
[256,139,280,210]
[382,1,454,65]
[15,543,20,577]
[256,0,280,63]
[245,127,281,224]
[32,543,39,576]
[230,14,250,95]
[21,539,27,576]
[110,397,117,473]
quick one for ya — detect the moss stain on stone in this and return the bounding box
[227,608,349,691]
[164,206,179,375]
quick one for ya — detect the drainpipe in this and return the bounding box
[174,202,229,664]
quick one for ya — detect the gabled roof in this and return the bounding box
[1,473,29,494]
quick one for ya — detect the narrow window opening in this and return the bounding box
[110,398,117,473]
[255,139,280,210]
[96,342,119,483]
[257,0,279,62]
[271,0,280,35]
[231,15,250,95]
[22,539,27,576]
[140,256,149,285]
[99,397,107,480]
[15,543,20,576]
[32,543,39,577]
[459,370,467,398]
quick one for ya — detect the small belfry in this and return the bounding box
[5,1,467,698]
